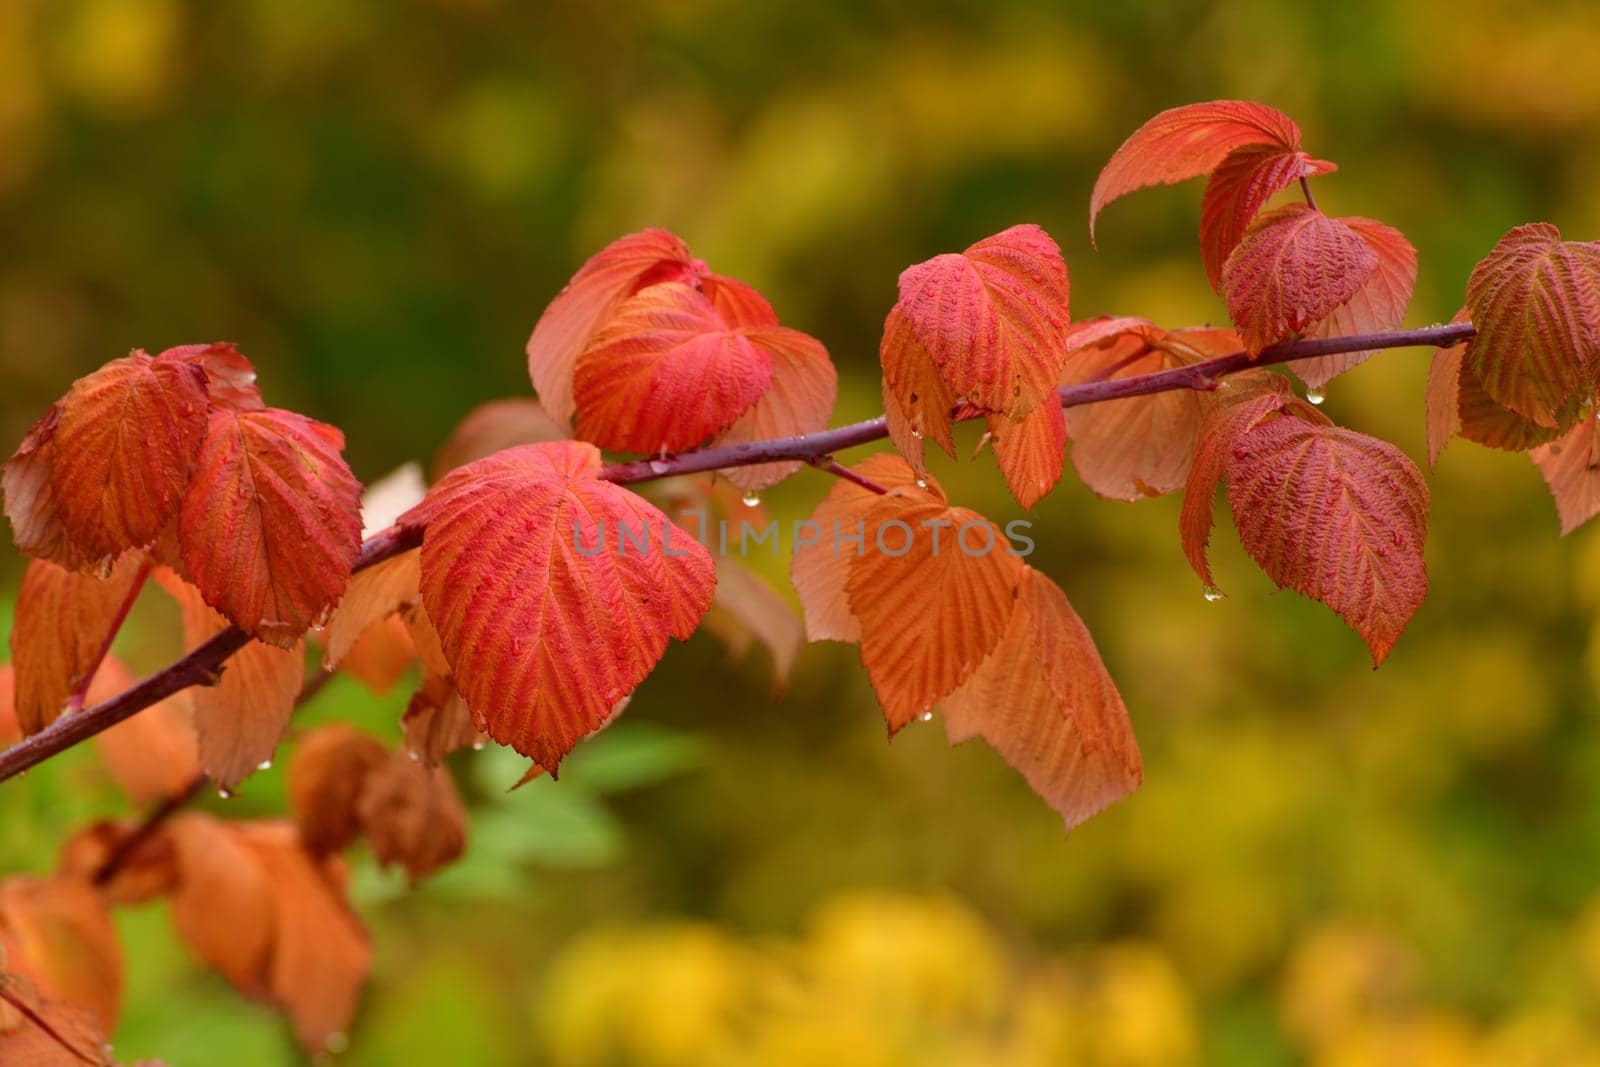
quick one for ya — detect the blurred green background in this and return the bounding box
[6,0,1600,1063]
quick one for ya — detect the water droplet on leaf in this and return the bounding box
[648,458,670,475]
[1306,386,1326,405]
[256,760,272,771]
[741,491,761,507]
[1202,585,1225,603]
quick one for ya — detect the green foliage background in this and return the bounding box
[5,0,1600,1063]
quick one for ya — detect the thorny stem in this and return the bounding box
[90,669,337,886]
[65,556,151,715]
[0,321,1477,784]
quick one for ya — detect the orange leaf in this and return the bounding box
[880,303,957,474]
[337,615,416,696]
[45,353,209,565]
[1295,218,1418,389]
[3,404,97,572]
[1200,145,1334,288]
[1532,416,1600,535]
[155,342,263,411]
[572,282,777,454]
[154,569,304,788]
[165,814,274,996]
[1464,222,1600,428]
[9,554,146,735]
[942,567,1141,829]
[527,228,699,426]
[1227,418,1429,665]
[1091,100,1303,239]
[0,877,121,1035]
[322,550,421,673]
[401,441,715,770]
[179,408,363,645]
[356,753,467,884]
[167,816,370,1055]
[0,667,17,749]
[1222,205,1378,355]
[0,971,115,1066]
[896,224,1070,417]
[790,454,926,643]
[401,675,481,765]
[702,560,804,692]
[711,329,837,492]
[288,725,390,855]
[1179,374,1294,588]
[987,401,1066,510]
[845,486,1025,731]
[431,397,566,481]
[56,821,177,909]
[237,823,370,1055]
[1060,323,1237,500]
[93,658,199,807]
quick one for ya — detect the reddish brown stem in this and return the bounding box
[0,321,1476,784]
[809,457,890,495]
[1299,175,1319,211]
[66,556,151,714]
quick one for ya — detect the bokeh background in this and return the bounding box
[5,0,1600,1063]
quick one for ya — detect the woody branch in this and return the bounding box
[0,320,1476,783]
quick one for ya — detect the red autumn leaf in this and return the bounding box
[711,330,837,492]
[1200,145,1336,288]
[1226,417,1430,665]
[1060,322,1241,500]
[3,404,97,572]
[1531,416,1600,535]
[1464,222,1600,428]
[356,753,467,884]
[401,674,482,766]
[44,353,209,565]
[9,553,146,735]
[572,282,778,454]
[91,657,200,806]
[1295,218,1418,389]
[1223,205,1378,355]
[288,725,390,855]
[400,441,715,770]
[1091,100,1305,239]
[845,483,1026,732]
[790,454,926,643]
[0,877,122,1034]
[1426,311,1560,467]
[179,407,363,645]
[942,567,1141,829]
[431,397,567,481]
[880,303,957,475]
[155,342,263,411]
[154,568,304,788]
[1179,373,1294,589]
[700,272,779,328]
[527,228,700,426]
[896,224,1070,417]
[987,401,1066,510]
